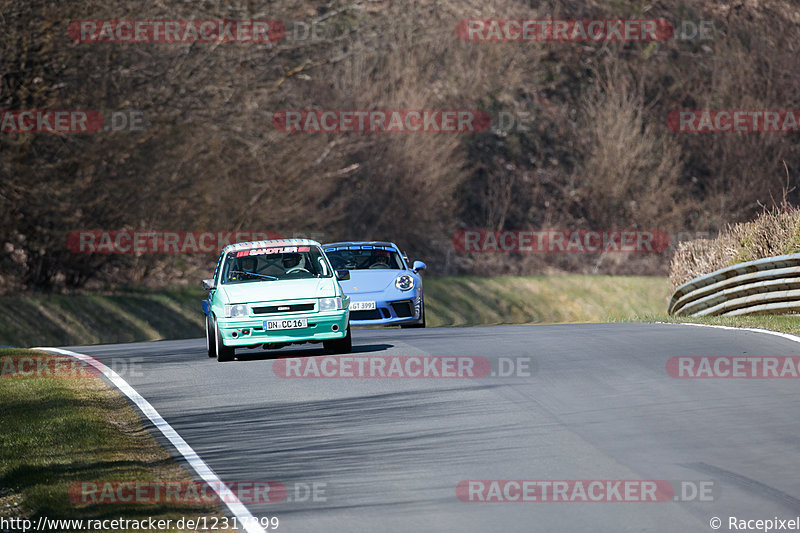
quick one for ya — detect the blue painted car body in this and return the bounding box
[322,241,426,327]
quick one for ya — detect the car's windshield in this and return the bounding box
[220,245,332,284]
[324,245,404,270]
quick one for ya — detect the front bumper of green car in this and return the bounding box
[216,309,350,346]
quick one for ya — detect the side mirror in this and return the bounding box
[335,269,350,281]
[202,278,216,290]
[412,261,426,272]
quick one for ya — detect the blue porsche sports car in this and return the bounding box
[322,241,426,328]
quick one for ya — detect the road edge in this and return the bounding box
[36,346,266,533]
[655,322,800,345]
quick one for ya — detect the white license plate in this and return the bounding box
[265,318,308,330]
[349,301,376,311]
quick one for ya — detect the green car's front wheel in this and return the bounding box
[215,318,235,362]
[206,315,217,358]
[323,325,352,354]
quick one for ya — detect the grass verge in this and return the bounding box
[1,276,798,345]
[0,287,205,347]
[424,275,671,327]
[0,276,672,346]
[651,315,800,337]
[0,349,233,532]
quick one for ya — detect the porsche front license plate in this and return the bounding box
[349,301,376,311]
[265,319,307,330]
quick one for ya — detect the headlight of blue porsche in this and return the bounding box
[319,297,343,311]
[395,275,414,291]
[224,304,248,318]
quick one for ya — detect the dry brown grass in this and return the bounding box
[670,205,800,288]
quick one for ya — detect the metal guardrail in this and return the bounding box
[668,253,800,317]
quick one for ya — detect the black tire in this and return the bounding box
[401,304,426,329]
[323,325,352,354]
[206,315,217,358]
[215,319,235,362]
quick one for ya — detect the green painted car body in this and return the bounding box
[202,239,350,359]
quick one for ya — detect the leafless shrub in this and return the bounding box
[670,204,800,288]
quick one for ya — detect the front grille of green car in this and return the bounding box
[252,303,316,314]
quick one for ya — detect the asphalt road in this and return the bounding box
[67,323,800,533]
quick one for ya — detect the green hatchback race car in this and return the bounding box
[201,239,351,361]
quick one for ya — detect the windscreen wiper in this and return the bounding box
[229,270,278,281]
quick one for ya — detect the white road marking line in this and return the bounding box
[657,322,800,345]
[37,347,266,533]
